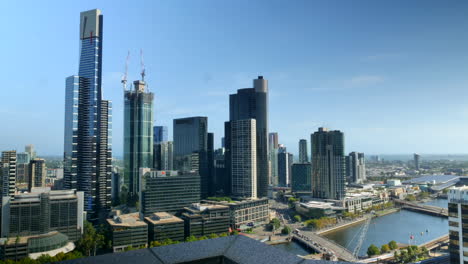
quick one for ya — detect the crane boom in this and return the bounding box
[121,51,130,91]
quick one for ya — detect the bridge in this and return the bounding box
[292,231,358,262]
[419,234,449,250]
[394,199,448,217]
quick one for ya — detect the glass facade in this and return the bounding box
[124,81,154,195]
[153,126,168,143]
[291,163,312,192]
[63,9,111,223]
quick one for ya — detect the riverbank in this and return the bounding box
[317,208,400,235]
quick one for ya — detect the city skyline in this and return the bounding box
[3,1,468,156]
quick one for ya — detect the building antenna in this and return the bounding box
[140,49,145,82]
[121,51,130,91]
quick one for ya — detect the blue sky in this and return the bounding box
[2,0,468,156]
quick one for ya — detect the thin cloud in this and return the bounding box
[346,75,384,87]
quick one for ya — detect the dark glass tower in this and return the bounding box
[225,76,269,197]
[173,117,208,198]
[311,127,345,200]
[124,80,154,197]
[63,9,112,224]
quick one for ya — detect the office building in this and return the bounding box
[63,9,112,223]
[311,128,345,200]
[414,153,421,170]
[181,203,230,237]
[225,76,269,197]
[107,212,148,252]
[448,186,468,264]
[288,153,294,181]
[124,80,154,196]
[204,198,269,229]
[25,145,36,160]
[153,126,168,143]
[347,152,366,184]
[1,150,16,197]
[144,212,185,243]
[139,170,200,215]
[16,152,30,184]
[269,132,279,186]
[213,148,228,195]
[277,146,289,187]
[299,139,308,163]
[291,163,312,192]
[173,116,208,198]
[154,141,173,170]
[1,189,84,241]
[29,158,46,191]
[207,133,215,196]
[111,169,121,204]
[231,119,257,199]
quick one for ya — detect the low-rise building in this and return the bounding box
[181,203,230,237]
[107,213,148,252]
[203,198,269,229]
[295,201,344,219]
[144,212,185,243]
[0,231,74,261]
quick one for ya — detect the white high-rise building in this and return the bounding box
[448,186,468,264]
[231,119,257,199]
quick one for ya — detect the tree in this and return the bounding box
[381,244,390,253]
[281,226,291,235]
[76,221,105,256]
[293,215,302,222]
[405,194,416,202]
[270,218,281,230]
[367,244,381,256]
[388,240,398,250]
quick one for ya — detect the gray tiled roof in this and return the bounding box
[60,235,355,264]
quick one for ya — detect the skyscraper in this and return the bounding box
[124,80,154,197]
[16,152,30,184]
[1,151,16,197]
[311,127,345,200]
[63,9,112,223]
[291,163,312,192]
[347,152,366,184]
[25,145,36,160]
[29,158,46,191]
[277,145,289,187]
[153,126,168,143]
[225,76,269,197]
[414,153,420,170]
[154,141,173,170]
[299,139,308,163]
[173,117,208,198]
[268,132,279,186]
[448,187,468,264]
[231,119,257,199]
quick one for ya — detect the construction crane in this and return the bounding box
[121,51,130,91]
[352,217,372,257]
[140,49,146,82]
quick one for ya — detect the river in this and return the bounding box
[323,207,448,257]
[272,241,312,257]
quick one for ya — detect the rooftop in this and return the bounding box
[144,212,183,225]
[59,235,352,264]
[107,212,147,227]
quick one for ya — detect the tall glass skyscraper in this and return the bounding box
[311,127,345,200]
[63,9,112,224]
[173,117,208,198]
[124,80,154,196]
[225,76,269,197]
[153,126,168,143]
[299,139,308,163]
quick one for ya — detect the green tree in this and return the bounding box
[388,240,398,250]
[270,218,281,230]
[367,244,381,256]
[405,194,416,202]
[76,221,105,256]
[381,244,390,253]
[281,226,291,235]
[293,215,302,222]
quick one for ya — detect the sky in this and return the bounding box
[2,0,468,157]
